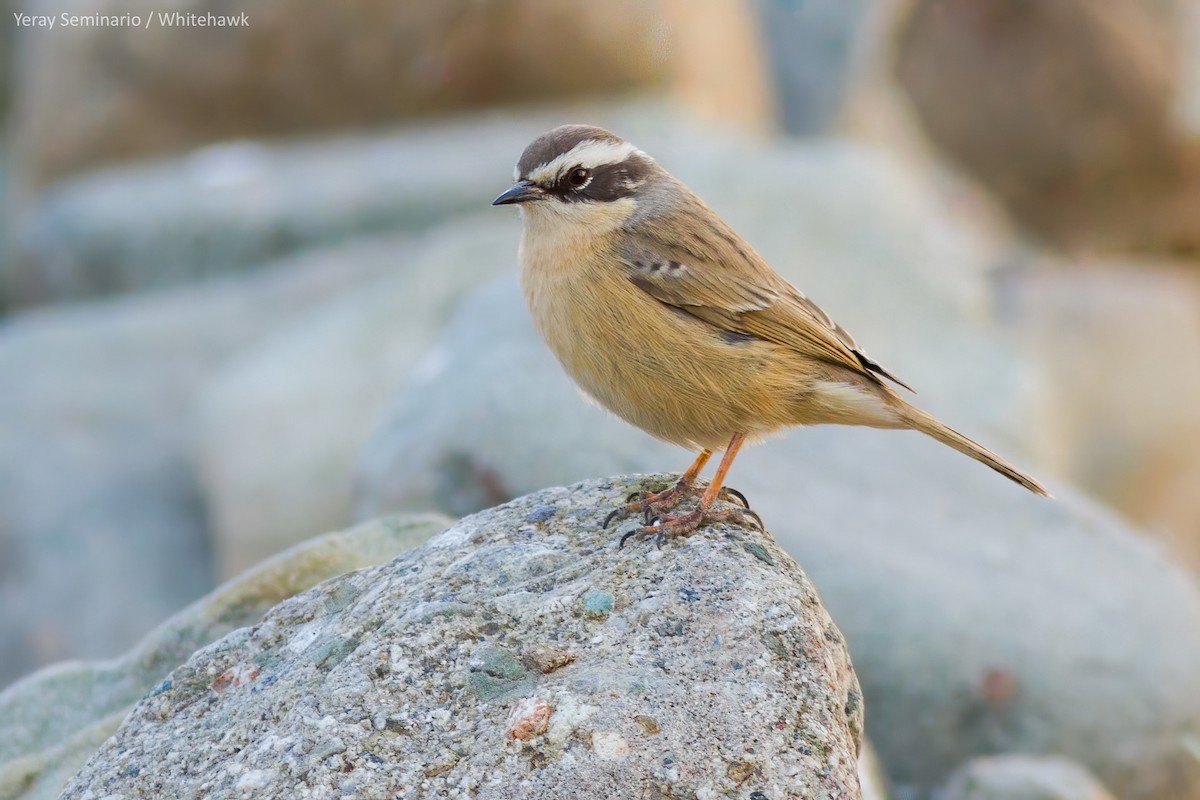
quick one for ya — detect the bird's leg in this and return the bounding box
[604,449,712,528]
[620,433,763,548]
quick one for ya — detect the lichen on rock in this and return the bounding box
[60,476,864,799]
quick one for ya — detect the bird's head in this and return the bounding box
[492,125,658,233]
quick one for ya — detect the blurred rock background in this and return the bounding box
[2,1,1200,798]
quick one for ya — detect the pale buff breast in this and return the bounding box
[518,223,810,450]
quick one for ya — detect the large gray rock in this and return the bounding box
[0,514,447,800]
[355,252,1200,799]
[7,121,531,303]
[194,218,515,577]
[0,238,395,687]
[60,478,864,800]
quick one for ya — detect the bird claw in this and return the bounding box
[617,504,762,549]
[605,477,694,529]
[719,487,751,509]
[618,526,641,549]
[606,481,753,533]
[740,507,764,531]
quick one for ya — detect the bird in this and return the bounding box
[492,124,1049,545]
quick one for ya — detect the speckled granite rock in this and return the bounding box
[0,514,448,800]
[60,478,864,800]
[940,755,1116,800]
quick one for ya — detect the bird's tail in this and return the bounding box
[897,405,1051,497]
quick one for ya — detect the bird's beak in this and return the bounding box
[492,181,544,206]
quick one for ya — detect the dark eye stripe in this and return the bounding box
[546,158,650,203]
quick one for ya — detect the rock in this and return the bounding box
[194,218,514,577]
[0,240,394,687]
[940,756,1116,800]
[895,0,1200,255]
[997,263,1200,573]
[8,0,669,190]
[6,117,539,304]
[0,514,448,800]
[58,478,864,800]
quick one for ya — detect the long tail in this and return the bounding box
[898,405,1051,497]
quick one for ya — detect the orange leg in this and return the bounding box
[618,433,762,548]
[678,448,714,486]
[697,433,745,511]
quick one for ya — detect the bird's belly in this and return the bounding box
[524,265,798,450]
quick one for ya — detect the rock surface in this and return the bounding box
[195,219,514,577]
[940,755,1117,800]
[0,241,394,687]
[60,478,864,800]
[0,514,448,800]
[355,271,1200,799]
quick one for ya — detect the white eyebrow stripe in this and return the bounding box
[525,139,644,184]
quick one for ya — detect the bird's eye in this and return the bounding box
[566,167,590,188]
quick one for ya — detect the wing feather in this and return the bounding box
[620,202,913,392]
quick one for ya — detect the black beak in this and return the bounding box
[492,181,543,206]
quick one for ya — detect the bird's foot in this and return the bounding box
[603,477,692,528]
[603,479,752,529]
[618,504,763,549]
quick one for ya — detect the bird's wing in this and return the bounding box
[619,211,913,392]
